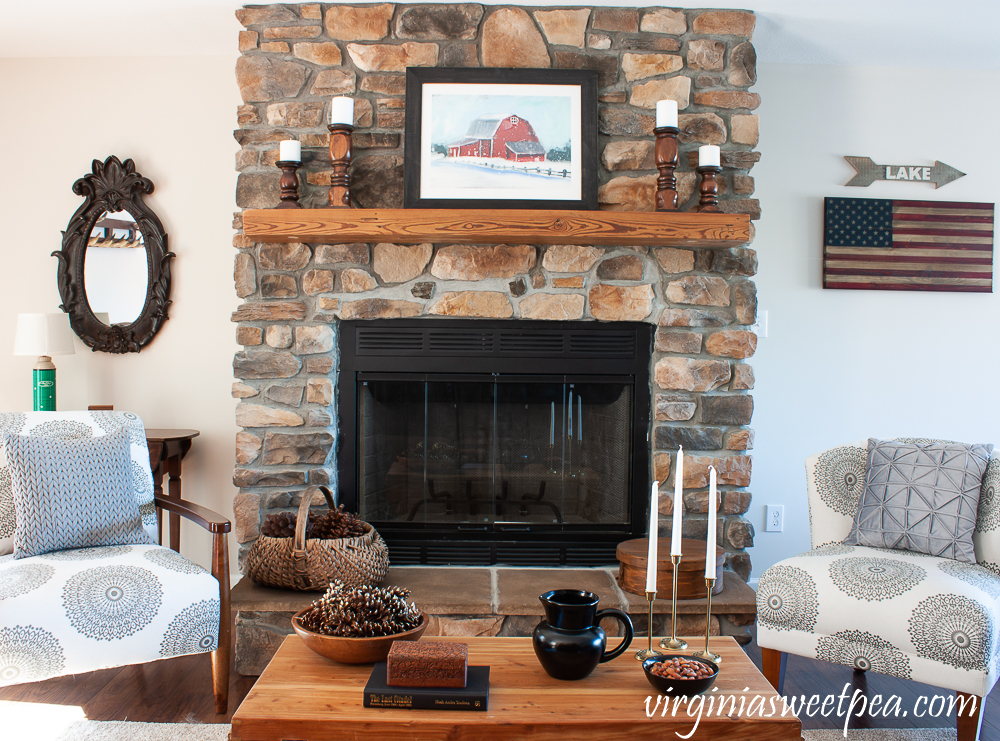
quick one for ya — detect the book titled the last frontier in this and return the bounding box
[364,663,490,711]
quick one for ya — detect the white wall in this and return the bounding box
[0,56,241,571]
[750,63,1000,575]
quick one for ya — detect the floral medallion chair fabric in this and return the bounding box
[0,412,229,712]
[756,439,1000,740]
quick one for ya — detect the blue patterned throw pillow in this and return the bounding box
[844,438,993,562]
[5,428,153,559]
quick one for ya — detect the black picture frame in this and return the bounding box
[404,67,598,210]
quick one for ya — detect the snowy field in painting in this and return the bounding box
[425,155,579,196]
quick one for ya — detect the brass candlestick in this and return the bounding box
[276,160,302,209]
[634,591,664,661]
[695,166,722,212]
[654,126,680,211]
[691,577,722,664]
[328,123,354,208]
[659,555,688,651]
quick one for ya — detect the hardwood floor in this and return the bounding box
[0,651,255,724]
[1,630,998,735]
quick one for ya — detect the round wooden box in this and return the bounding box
[616,538,724,598]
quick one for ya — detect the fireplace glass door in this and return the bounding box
[358,374,632,532]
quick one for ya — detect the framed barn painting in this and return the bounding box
[403,68,598,210]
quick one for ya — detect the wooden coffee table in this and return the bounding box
[230,635,800,740]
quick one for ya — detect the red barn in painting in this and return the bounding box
[447,114,546,162]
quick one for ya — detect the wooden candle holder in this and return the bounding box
[328,123,354,208]
[276,161,302,209]
[696,166,722,213]
[654,126,680,211]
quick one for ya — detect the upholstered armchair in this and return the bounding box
[0,411,231,713]
[756,439,1000,741]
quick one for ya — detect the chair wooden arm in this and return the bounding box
[153,493,232,713]
[154,494,231,533]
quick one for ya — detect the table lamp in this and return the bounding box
[13,313,76,411]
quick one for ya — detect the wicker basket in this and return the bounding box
[245,485,390,591]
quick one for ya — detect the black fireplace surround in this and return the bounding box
[337,318,653,566]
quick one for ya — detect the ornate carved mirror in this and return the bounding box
[54,156,173,353]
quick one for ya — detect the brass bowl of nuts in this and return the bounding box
[642,655,719,696]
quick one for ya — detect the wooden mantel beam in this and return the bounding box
[242,208,751,248]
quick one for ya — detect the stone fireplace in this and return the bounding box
[230,3,759,668]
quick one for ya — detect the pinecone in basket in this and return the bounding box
[308,504,367,540]
[297,580,421,638]
[261,511,298,538]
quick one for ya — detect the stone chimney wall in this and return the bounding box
[232,4,760,580]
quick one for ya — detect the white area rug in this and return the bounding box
[52,723,229,741]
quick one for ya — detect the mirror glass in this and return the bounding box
[83,210,150,325]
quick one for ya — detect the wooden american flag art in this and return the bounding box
[823,197,994,293]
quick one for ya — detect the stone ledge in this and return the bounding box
[232,567,756,675]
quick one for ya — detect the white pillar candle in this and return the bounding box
[279,140,301,162]
[705,466,717,580]
[670,446,683,557]
[646,480,659,592]
[656,99,678,128]
[330,96,354,125]
[698,145,721,168]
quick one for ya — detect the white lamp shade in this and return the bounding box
[13,313,76,357]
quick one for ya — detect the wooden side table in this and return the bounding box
[146,428,200,551]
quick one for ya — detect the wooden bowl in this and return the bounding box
[291,610,429,664]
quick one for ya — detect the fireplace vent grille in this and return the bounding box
[354,325,637,359]
[356,328,424,354]
[428,330,494,353]
[498,331,564,354]
[569,332,635,356]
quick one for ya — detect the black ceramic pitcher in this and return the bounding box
[532,589,634,680]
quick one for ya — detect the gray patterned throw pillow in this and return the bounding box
[844,438,992,562]
[5,428,153,559]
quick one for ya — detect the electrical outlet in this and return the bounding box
[765,505,784,532]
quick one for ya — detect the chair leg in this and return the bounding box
[761,647,785,694]
[957,691,984,741]
[211,532,231,714]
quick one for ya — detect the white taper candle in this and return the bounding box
[705,466,717,580]
[646,479,659,592]
[670,446,683,557]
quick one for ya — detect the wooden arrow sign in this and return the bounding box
[844,157,965,189]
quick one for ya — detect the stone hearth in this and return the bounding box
[232,571,755,675]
